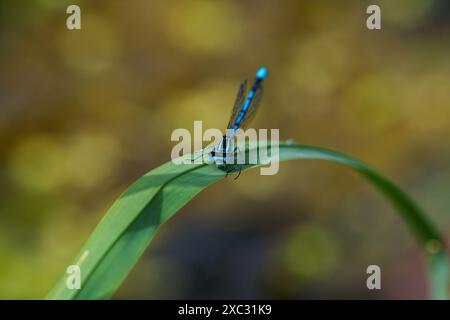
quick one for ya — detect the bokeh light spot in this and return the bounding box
[287,33,350,96]
[281,224,340,280]
[380,0,436,28]
[65,132,121,189]
[8,135,67,193]
[58,14,120,75]
[164,2,242,55]
[341,74,398,134]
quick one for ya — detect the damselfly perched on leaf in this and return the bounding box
[202,67,269,177]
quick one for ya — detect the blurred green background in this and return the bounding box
[1,0,450,299]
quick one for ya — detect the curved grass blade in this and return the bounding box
[46,142,448,299]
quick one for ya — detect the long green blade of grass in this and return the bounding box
[46,142,449,299]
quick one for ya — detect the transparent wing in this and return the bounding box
[227,80,247,129]
[235,85,264,129]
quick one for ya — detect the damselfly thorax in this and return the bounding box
[206,132,237,166]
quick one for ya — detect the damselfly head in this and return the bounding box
[204,151,215,165]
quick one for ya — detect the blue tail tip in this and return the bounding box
[256,66,269,80]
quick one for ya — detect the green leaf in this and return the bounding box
[46,142,449,299]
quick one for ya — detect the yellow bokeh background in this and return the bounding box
[0,0,449,298]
